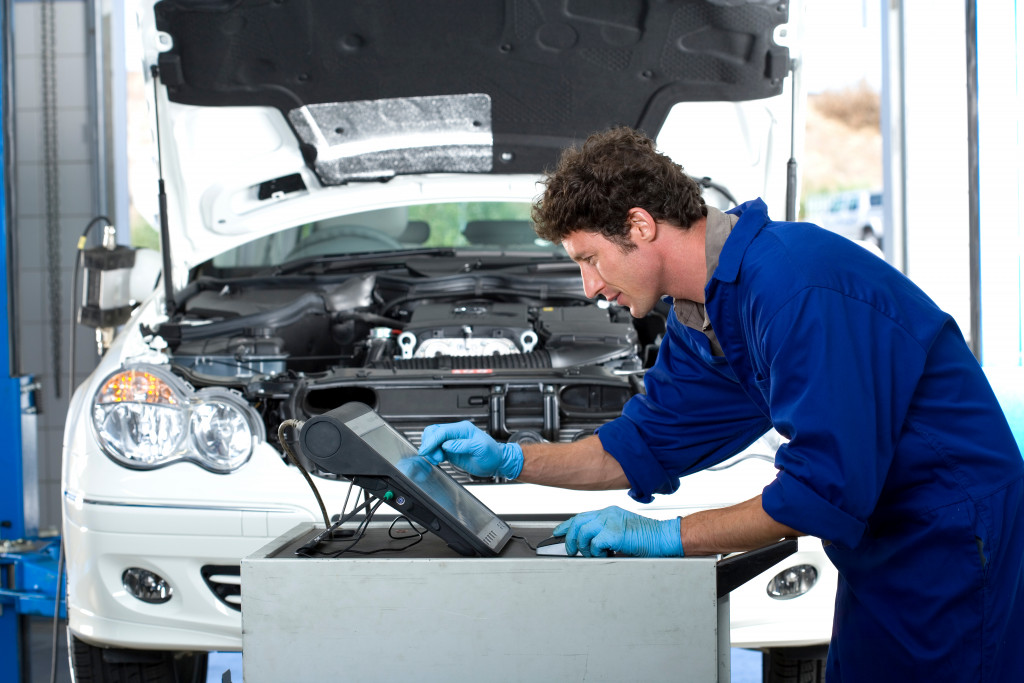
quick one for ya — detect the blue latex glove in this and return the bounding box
[418,421,524,480]
[553,506,684,558]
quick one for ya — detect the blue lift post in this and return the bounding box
[0,7,62,682]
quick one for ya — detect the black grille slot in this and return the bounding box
[560,384,633,416]
[201,565,241,612]
[389,350,552,370]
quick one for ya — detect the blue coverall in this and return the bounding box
[597,199,1024,681]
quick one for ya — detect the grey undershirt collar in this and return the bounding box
[672,206,738,356]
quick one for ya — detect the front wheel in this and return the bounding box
[762,645,828,683]
[69,634,208,683]
[860,226,882,249]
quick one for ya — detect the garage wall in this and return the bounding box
[10,0,104,531]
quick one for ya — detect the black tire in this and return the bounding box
[762,645,828,683]
[69,634,208,683]
[860,226,882,249]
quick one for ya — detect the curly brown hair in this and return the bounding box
[532,127,706,249]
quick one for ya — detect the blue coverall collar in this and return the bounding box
[710,198,771,285]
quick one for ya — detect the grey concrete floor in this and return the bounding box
[26,616,71,683]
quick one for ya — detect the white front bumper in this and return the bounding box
[63,496,314,650]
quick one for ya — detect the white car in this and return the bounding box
[806,188,885,248]
[63,1,834,681]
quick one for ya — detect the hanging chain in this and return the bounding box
[42,0,61,397]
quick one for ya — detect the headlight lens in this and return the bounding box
[189,389,260,470]
[92,365,264,472]
[93,367,187,466]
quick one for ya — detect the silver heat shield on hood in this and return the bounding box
[287,94,494,183]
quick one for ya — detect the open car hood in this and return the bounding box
[153,0,790,182]
[137,0,792,288]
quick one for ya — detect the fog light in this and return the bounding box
[766,564,818,600]
[123,568,173,604]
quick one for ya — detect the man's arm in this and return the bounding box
[680,495,803,556]
[521,438,805,554]
[519,434,630,490]
[523,438,804,556]
[420,422,803,556]
[418,423,628,489]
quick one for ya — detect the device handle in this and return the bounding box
[715,538,798,598]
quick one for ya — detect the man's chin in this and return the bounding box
[612,296,650,318]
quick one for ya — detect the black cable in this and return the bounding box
[318,498,385,557]
[49,538,64,683]
[511,534,537,552]
[54,214,110,683]
[308,502,427,558]
[337,516,426,556]
[277,419,330,529]
[692,175,739,208]
[295,493,382,557]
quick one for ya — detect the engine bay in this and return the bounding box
[144,266,666,480]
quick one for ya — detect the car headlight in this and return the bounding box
[92,365,264,472]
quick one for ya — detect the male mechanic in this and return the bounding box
[419,127,1024,680]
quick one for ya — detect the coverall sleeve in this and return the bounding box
[597,312,772,503]
[758,286,929,549]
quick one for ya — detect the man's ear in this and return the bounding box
[626,207,657,243]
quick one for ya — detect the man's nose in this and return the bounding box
[580,266,604,300]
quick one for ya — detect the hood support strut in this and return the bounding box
[151,65,176,317]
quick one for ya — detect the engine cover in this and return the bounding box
[397,303,537,359]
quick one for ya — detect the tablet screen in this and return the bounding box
[355,417,501,541]
[299,402,511,555]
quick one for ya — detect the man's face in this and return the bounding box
[561,227,662,318]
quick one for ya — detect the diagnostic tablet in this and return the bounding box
[298,402,512,556]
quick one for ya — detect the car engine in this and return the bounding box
[146,268,664,481]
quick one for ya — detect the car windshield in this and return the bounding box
[211,201,563,269]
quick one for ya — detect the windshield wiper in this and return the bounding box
[272,248,456,276]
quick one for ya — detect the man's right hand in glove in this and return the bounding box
[418,421,523,480]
